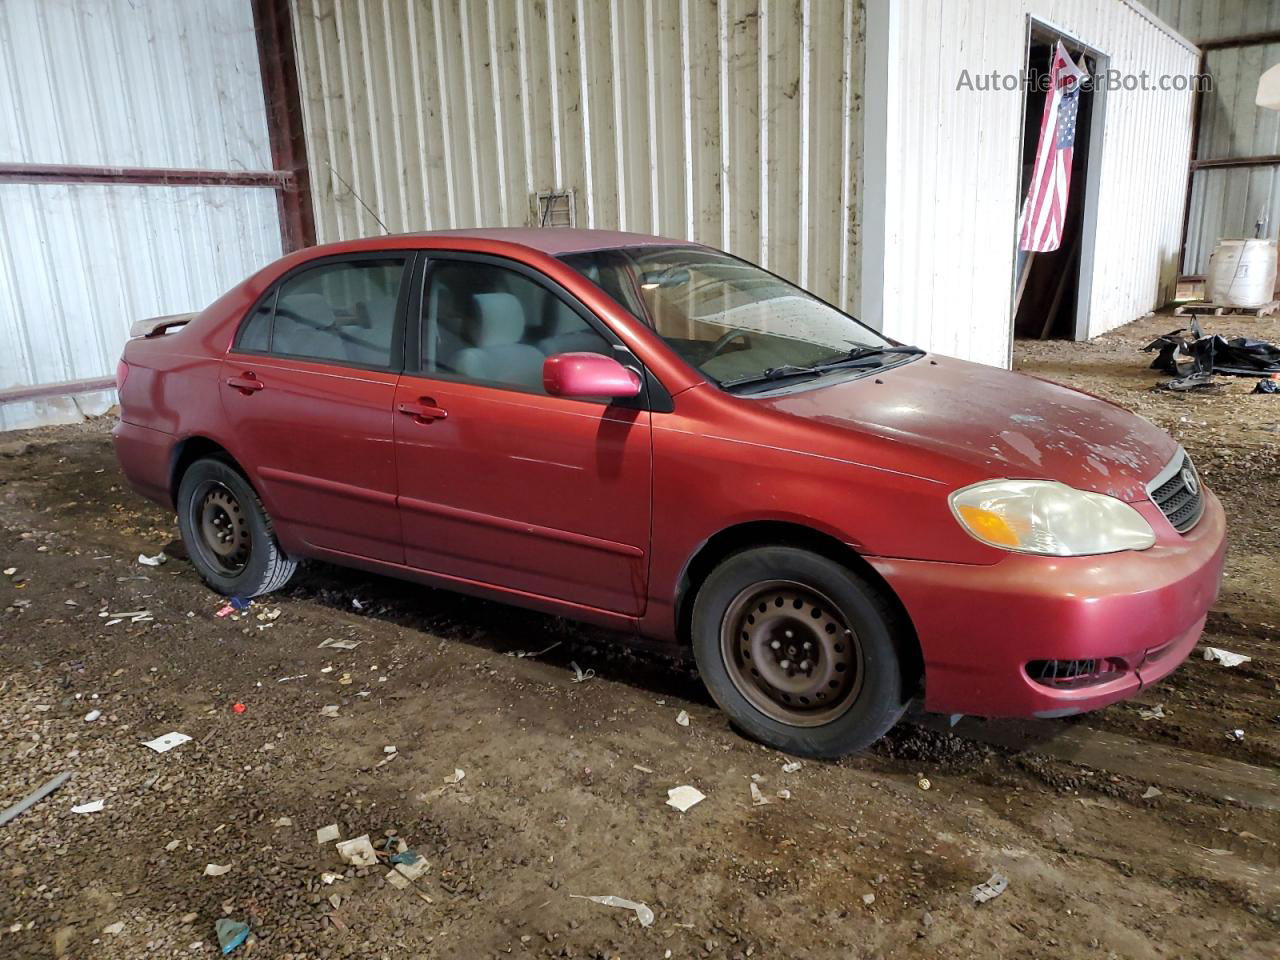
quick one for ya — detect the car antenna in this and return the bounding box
[324,160,390,235]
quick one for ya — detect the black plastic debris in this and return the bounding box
[1252,378,1280,394]
[1155,370,1217,393]
[1143,320,1280,390]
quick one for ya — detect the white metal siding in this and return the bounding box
[0,0,282,431]
[290,0,865,314]
[877,0,1197,367]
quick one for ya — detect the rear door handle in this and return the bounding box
[225,374,264,393]
[397,398,448,423]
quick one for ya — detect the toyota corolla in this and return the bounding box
[113,229,1226,757]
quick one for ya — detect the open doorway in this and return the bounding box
[1012,23,1106,342]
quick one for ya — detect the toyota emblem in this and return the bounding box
[1181,466,1199,495]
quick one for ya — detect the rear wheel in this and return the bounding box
[691,546,909,758]
[176,457,296,597]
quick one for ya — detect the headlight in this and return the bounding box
[949,480,1155,556]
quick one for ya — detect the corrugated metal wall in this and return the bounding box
[1144,0,1280,275]
[290,0,865,313]
[875,0,1197,367]
[0,0,283,431]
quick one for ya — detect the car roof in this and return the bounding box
[307,227,690,259]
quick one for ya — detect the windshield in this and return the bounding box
[559,245,899,390]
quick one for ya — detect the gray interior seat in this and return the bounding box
[452,292,546,389]
[348,295,396,365]
[273,293,337,358]
[536,298,609,356]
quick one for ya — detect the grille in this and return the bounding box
[1148,452,1204,533]
[1027,658,1126,690]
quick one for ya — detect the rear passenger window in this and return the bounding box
[423,261,610,392]
[238,258,407,368]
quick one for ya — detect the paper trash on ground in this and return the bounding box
[203,863,232,877]
[137,553,167,567]
[71,799,105,814]
[971,872,1009,904]
[335,835,378,867]
[1202,647,1251,667]
[142,732,192,754]
[318,637,362,650]
[749,782,772,806]
[666,785,705,813]
[570,894,655,927]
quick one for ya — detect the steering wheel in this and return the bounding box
[706,327,753,360]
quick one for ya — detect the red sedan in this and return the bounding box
[113,229,1226,757]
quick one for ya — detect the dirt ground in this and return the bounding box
[1,309,1278,960]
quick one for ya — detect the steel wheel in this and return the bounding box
[192,481,252,576]
[719,579,865,727]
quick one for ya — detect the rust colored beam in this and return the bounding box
[1191,154,1280,171]
[252,0,316,252]
[0,377,116,405]
[1199,29,1280,51]
[0,163,289,188]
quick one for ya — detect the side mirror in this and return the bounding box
[543,352,643,399]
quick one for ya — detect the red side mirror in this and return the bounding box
[543,352,643,399]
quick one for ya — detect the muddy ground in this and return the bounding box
[1,309,1277,959]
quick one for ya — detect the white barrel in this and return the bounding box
[1207,238,1278,308]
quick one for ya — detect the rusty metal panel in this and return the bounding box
[878,0,1197,366]
[289,0,865,314]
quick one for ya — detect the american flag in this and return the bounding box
[1017,43,1087,252]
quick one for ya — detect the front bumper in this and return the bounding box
[867,490,1226,718]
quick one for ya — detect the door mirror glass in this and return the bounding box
[543,352,642,399]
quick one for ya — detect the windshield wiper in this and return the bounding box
[823,344,925,366]
[719,365,826,391]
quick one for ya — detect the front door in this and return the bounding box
[220,253,411,562]
[393,254,652,615]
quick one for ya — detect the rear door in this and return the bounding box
[220,253,412,563]
[392,253,653,615]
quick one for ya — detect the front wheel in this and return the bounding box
[176,457,297,598]
[690,546,909,758]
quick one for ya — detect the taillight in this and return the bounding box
[116,359,129,391]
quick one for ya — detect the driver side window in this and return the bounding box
[423,260,611,393]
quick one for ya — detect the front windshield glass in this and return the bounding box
[559,245,897,390]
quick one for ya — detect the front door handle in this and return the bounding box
[397,398,448,423]
[225,373,264,394]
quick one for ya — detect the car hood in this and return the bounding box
[756,354,1179,502]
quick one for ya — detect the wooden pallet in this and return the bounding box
[1174,299,1279,318]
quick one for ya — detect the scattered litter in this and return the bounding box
[315,824,341,844]
[1142,786,1163,799]
[2,567,15,576]
[103,921,125,935]
[776,789,791,800]
[633,764,653,774]
[137,552,167,567]
[232,703,246,714]
[1226,729,1246,742]
[257,608,282,622]
[569,661,594,683]
[569,894,655,928]
[862,893,876,906]
[142,732,192,754]
[971,872,1009,904]
[337,672,353,685]
[1138,704,1166,720]
[215,917,250,955]
[0,771,72,826]
[443,768,465,785]
[318,637,362,650]
[276,674,307,683]
[917,778,932,791]
[335,834,378,867]
[71,799,105,814]
[319,705,340,719]
[165,839,183,851]
[666,785,705,813]
[384,868,411,890]
[749,782,772,806]
[1253,377,1280,394]
[84,709,101,723]
[675,710,690,727]
[781,761,802,773]
[203,863,232,877]
[320,871,343,884]
[1202,647,1252,668]
[352,598,365,611]
[391,850,428,880]
[1145,324,1280,386]
[508,640,562,659]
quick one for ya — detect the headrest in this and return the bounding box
[355,296,397,329]
[465,293,524,346]
[543,298,583,336]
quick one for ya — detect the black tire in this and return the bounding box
[690,546,909,758]
[175,456,297,598]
